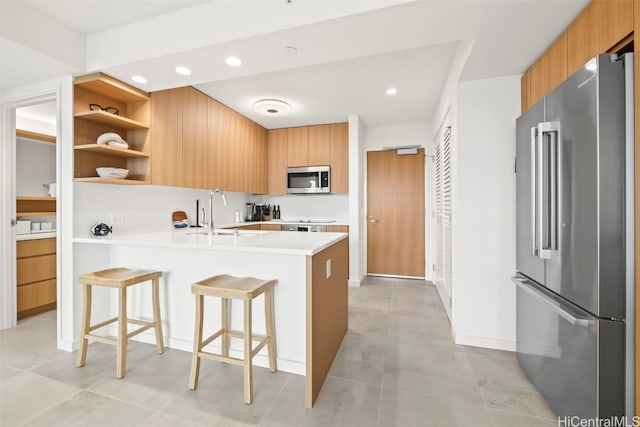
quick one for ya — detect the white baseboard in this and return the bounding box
[57,338,75,352]
[454,334,516,352]
[127,331,306,376]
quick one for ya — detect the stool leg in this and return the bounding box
[151,278,165,354]
[221,297,230,357]
[116,287,127,379]
[189,294,204,390]
[264,288,277,373]
[76,283,92,368]
[243,299,253,404]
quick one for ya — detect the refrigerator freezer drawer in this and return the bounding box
[514,276,625,419]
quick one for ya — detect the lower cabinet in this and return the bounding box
[327,225,349,233]
[16,238,56,319]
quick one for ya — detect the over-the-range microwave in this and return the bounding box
[287,166,330,194]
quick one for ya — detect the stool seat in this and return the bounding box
[189,274,277,404]
[76,267,164,379]
[192,274,275,299]
[79,268,162,288]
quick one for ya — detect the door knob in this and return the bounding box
[367,216,378,223]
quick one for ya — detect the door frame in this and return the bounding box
[1,77,74,352]
[364,147,427,279]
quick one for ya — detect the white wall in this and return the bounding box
[451,75,520,351]
[363,122,431,150]
[16,137,55,196]
[348,115,365,285]
[258,194,348,222]
[73,184,252,237]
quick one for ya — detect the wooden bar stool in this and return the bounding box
[188,274,277,404]
[76,268,164,378]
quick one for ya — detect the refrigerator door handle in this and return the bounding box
[511,277,590,327]
[538,121,559,259]
[530,126,538,256]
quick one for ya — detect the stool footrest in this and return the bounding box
[198,350,244,366]
[227,330,266,341]
[84,334,118,346]
[88,316,118,332]
[251,337,269,358]
[127,322,156,339]
[202,329,226,348]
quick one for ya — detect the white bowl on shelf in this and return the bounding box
[96,167,129,179]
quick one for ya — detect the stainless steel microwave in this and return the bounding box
[287,166,330,194]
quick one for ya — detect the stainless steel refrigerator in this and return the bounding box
[513,53,635,419]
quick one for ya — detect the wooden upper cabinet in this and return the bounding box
[521,68,531,113]
[287,127,309,167]
[252,123,268,195]
[330,123,349,194]
[596,0,633,52]
[208,98,230,190]
[267,129,288,195]
[182,87,208,189]
[151,88,183,187]
[567,0,633,76]
[308,125,331,166]
[529,31,568,107]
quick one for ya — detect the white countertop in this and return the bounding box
[16,231,57,241]
[222,219,350,227]
[73,229,347,255]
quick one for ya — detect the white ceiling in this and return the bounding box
[2,0,590,129]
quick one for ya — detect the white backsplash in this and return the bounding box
[74,183,251,237]
[254,194,349,222]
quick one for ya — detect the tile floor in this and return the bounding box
[0,277,557,426]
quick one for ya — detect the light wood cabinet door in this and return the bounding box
[327,225,348,233]
[529,31,567,107]
[330,123,349,194]
[252,123,268,195]
[182,87,208,189]
[151,88,183,187]
[227,110,245,193]
[596,0,633,53]
[521,68,531,113]
[208,98,230,190]
[308,125,331,166]
[287,127,309,167]
[268,129,288,195]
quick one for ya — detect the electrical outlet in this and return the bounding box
[326,259,332,279]
[110,212,125,225]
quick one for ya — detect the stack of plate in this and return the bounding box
[96,167,129,179]
[97,132,129,149]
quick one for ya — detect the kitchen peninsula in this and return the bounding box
[73,229,348,407]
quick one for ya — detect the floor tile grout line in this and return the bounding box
[16,388,85,427]
[464,350,499,427]
[258,372,293,425]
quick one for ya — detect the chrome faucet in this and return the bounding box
[207,189,228,237]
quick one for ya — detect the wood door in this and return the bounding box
[367,149,425,277]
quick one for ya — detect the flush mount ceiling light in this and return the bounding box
[175,66,192,76]
[254,99,291,117]
[386,87,398,96]
[131,75,147,84]
[225,56,242,66]
[283,46,298,56]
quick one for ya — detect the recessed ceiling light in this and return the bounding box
[225,56,242,67]
[386,88,398,96]
[254,99,291,117]
[131,75,147,84]
[283,46,298,56]
[175,66,192,76]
